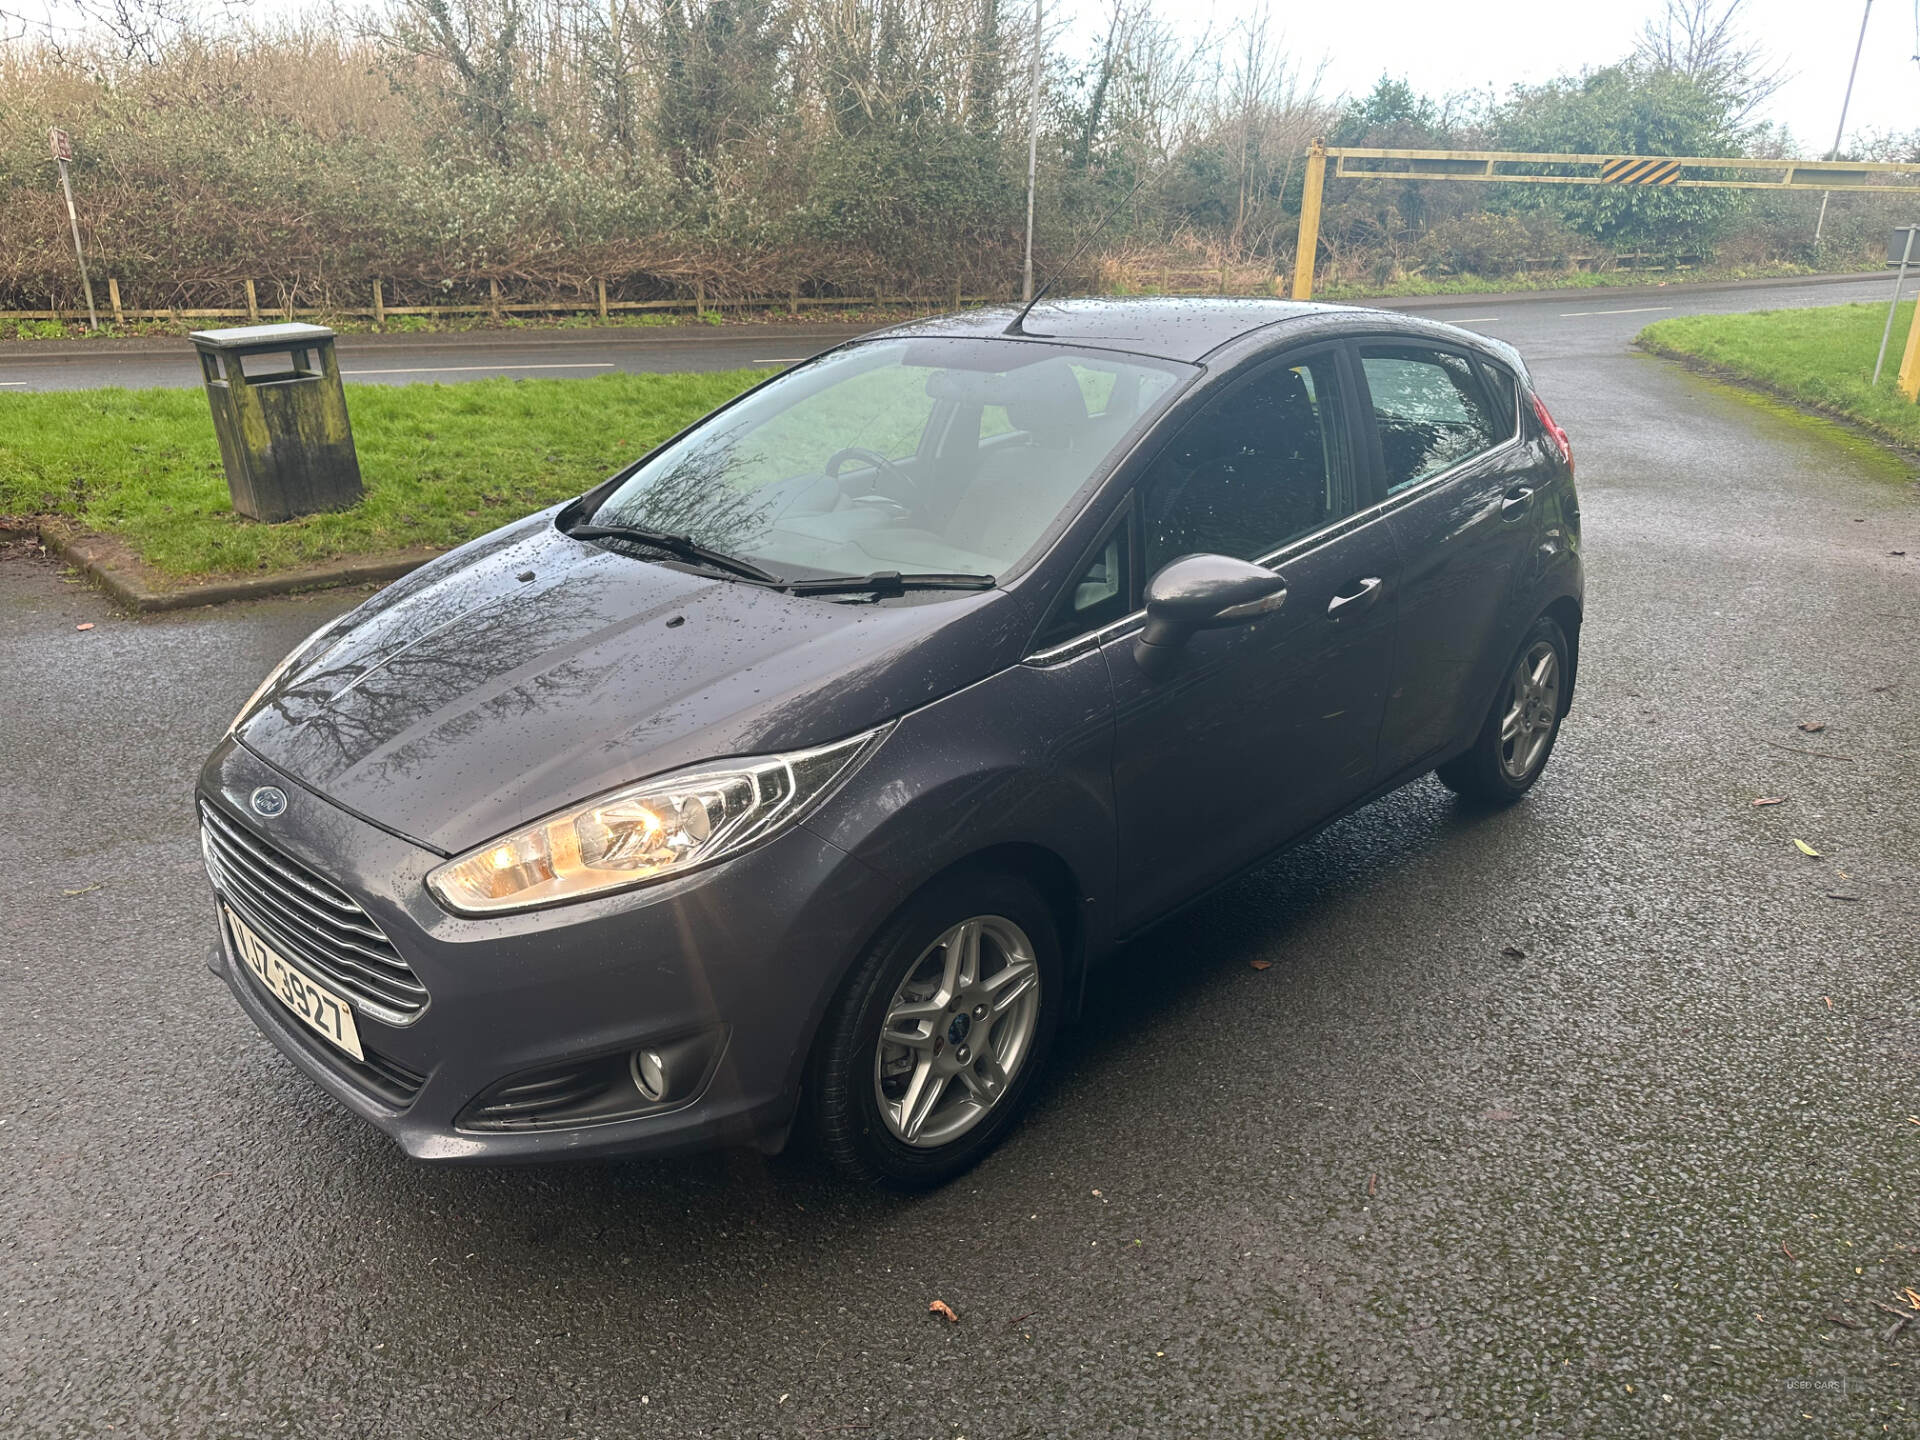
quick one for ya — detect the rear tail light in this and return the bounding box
[1531,392,1573,475]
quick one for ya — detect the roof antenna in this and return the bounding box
[1003,279,1055,336]
[999,161,1165,334]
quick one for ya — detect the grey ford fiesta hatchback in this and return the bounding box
[199,298,1582,1188]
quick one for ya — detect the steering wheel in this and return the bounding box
[824,446,918,507]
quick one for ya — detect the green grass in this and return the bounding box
[1320,260,1825,302]
[0,370,761,578]
[1637,301,1920,450]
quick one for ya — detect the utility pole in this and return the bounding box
[1022,0,1043,303]
[49,127,99,331]
[1815,0,1874,246]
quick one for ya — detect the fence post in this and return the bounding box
[695,278,705,317]
[372,278,385,330]
[597,278,608,320]
[107,276,124,326]
[489,278,502,323]
[1291,138,1328,301]
[245,278,259,322]
[788,286,799,316]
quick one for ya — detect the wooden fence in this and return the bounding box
[0,251,1715,326]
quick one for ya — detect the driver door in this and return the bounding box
[1098,346,1400,933]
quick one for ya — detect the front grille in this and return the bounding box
[201,802,429,1023]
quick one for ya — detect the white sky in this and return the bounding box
[1136,0,1918,152]
[15,0,1919,153]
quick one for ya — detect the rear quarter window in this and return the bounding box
[1474,358,1519,438]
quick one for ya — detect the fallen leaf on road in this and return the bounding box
[1501,945,1527,959]
[1893,551,1908,557]
[1782,1242,1797,1261]
[60,884,100,898]
[1249,959,1272,970]
[74,622,93,631]
[1825,893,1861,902]
[928,1300,958,1324]
[1823,996,1833,1008]
[1751,797,1786,807]
[1367,1173,1377,1197]
[1797,721,1826,733]
[1793,839,1822,857]
[1480,1107,1517,1122]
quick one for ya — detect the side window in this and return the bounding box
[1359,347,1501,493]
[1034,511,1133,650]
[1138,353,1355,578]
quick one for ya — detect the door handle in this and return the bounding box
[1501,485,1535,519]
[1326,576,1383,619]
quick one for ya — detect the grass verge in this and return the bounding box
[1637,301,1920,451]
[0,370,761,578]
[1319,261,1828,302]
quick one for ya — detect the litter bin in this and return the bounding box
[190,322,363,523]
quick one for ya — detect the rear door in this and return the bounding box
[1093,345,1400,932]
[1355,343,1544,776]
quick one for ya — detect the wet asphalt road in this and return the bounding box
[0,324,872,392]
[4,284,1919,1438]
[0,270,1905,392]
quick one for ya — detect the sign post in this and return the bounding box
[49,127,100,332]
[1873,226,1917,386]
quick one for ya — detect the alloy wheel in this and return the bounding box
[1498,639,1560,781]
[873,915,1042,1148]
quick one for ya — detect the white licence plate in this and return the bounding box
[224,905,365,1061]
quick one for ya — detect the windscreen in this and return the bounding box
[587,337,1194,581]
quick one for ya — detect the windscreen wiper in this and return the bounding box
[564,521,781,585]
[783,571,997,597]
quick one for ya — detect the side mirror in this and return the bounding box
[1133,553,1288,680]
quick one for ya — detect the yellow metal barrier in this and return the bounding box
[1289,143,1920,303]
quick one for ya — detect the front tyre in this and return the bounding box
[809,869,1060,1189]
[1436,615,1570,804]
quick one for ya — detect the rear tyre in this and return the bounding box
[1435,615,1569,805]
[808,869,1060,1189]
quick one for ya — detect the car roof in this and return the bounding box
[867,295,1506,368]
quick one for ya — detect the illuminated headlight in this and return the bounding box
[229,617,347,735]
[426,727,889,915]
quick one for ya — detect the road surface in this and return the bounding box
[0,271,1907,392]
[2,278,1917,1438]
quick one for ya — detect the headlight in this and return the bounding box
[426,726,889,915]
[229,617,347,735]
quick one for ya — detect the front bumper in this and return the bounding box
[199,737,901,1163]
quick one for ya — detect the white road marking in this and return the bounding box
[1559,305,1675,317]
[0,380,28,387]
[340,362,616,376]
[1449,316,1502,323]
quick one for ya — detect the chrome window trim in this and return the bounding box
[1021,428,1528,668]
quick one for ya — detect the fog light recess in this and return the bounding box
[458,1027,726,1132]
